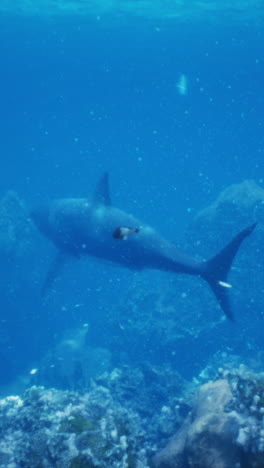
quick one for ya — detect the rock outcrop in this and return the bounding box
[154,366,264,468]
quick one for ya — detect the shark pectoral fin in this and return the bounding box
[93,172,111,206]
[42,251,67,297]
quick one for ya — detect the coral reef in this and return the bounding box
[0,384,148,468]
[0,364,188,468]
[2,363,264,468]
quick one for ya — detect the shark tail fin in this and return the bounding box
[202,223,257,321]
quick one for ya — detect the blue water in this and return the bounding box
[0,4,264,391]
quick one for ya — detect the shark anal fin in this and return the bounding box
[93,172,111,206]
[42,251,67,297]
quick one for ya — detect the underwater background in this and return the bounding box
[1,2,264,467]
[1,4,264,465]
[1,0,264,389]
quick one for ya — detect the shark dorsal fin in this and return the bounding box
[93,172,111,206]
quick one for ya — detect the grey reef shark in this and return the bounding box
[31,173,256,321]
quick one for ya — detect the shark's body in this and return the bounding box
[31,174,256,320]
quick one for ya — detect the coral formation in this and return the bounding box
[0,364,188,468]
[0,181,264,468]
[0,384,149,468]
[2,364,264,468]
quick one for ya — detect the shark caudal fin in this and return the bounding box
[202,223,257,320]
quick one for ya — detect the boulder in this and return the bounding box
[153,379,240,468]
[185,379,239,468]
[186,179,264,255]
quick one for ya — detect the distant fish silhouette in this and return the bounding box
[113,226,139,239]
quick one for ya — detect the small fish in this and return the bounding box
[218,280,232,288]
[176,73,187,95]
[113,226,139,240]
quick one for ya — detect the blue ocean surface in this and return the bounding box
[0,0,263,395]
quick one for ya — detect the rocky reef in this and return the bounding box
[0,384,149,468]
[185,179,264,261]
[0,180,264,468]
[154,365,264,468]
[1,363,264,468]
[0,364,189,468]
